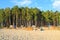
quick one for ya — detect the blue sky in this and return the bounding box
[0,0,60,11]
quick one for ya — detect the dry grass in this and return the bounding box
[22,27,33,31]
[16,26,60,31]
[42,26,60,30]
[2,26,60,31]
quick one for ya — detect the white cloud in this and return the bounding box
[52,0,60,10]
[11,0,32,6]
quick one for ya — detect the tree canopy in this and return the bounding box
[0,5,60,28]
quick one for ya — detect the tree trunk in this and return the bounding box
[1,22,3,28]
[16,15,18,27]
[35,20,37,27]
[13,15,16,28]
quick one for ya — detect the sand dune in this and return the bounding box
[0,29,60,40]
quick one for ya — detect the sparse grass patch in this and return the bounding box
[22,27,33,31]
[55,27,60,30]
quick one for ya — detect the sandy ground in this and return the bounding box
[0,28,60,40]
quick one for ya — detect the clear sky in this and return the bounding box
[0,0,60,11]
